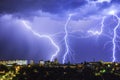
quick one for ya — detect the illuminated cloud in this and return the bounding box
[0,0,120,63]
[96,0,111,3]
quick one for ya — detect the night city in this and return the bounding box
[0,0,120,80]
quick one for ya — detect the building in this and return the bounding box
[39,60,45,66]
[0,60,28,66]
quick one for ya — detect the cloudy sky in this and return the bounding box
[0,0,120,63]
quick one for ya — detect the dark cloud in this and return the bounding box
[111,0,120,3]
[0,0,87,15]
[96,2,111,11]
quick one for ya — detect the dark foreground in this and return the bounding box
[1,61,120,80]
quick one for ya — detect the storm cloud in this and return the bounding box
[0,0,87,15]
[0,0,120,63]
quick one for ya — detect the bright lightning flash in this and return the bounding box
[108,10,120,62]
[88,10,120,62]
[21,20,60,61]
[63,14,73,64]
[21,10,119,63]
[88,16,106,35]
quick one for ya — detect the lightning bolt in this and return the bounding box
[20,10,119,63]
[87,10,120,62]
[88,16,106,35]
[63,14,73,64]
[21,20,60,61]
[107,10,120,62]
[111,14,120,62]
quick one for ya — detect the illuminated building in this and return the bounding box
[0,60,28,65]
[30,60,34,65]
[39,60,45,66]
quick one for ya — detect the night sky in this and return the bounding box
[0,0,120,63]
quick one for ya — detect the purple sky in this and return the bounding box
[0,0,120,63]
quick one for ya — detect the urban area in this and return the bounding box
[0,59,120,80]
